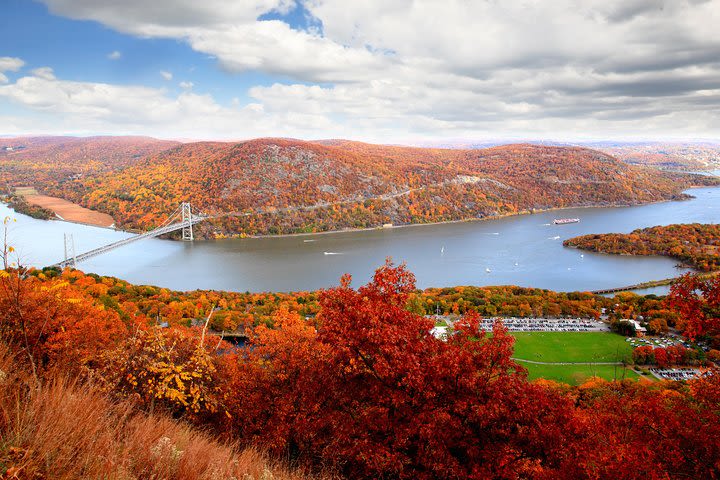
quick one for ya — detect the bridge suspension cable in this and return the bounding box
[52,202,205,269]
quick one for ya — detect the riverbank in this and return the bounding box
[5,182,709,242]
[244,194,697,240]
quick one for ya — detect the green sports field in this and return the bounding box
[510,332,639,385]
[518,362,642,384]
[512,332,633,363]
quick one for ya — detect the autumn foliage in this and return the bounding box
[565,223,720,272]
[1,262,719,478]
[666,273,720,347]
[3,137,716,237]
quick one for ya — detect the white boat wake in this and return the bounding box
[324,251,342,255]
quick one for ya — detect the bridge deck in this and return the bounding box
[53,217,205,269]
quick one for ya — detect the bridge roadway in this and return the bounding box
[53,216,205,269]
[591,279,675,295]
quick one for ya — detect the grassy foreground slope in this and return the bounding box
[0,346,311,480]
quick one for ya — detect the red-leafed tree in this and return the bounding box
[222,261,574,479]
[666,274,720,347]
[558,376,720,479]
[218,306,330,451]
[654,347,669,368]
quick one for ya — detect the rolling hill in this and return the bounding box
[2,136,717,237]
[0,135,179,189]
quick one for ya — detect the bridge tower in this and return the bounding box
[181,202,194,241]
[63,233,76,267]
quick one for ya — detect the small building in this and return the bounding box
[620,318,647,337]
[382,223,393,229]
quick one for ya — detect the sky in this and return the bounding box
[0,0,719,143]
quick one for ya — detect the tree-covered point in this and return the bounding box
[564,223,720,272]
[4,195,55,220]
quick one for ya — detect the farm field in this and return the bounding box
[16,187,115,228]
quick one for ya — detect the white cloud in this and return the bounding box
[107,50,122,60]
[160,70,173,81]
[179,81,194,89]
[39,0,388,83]
[0,68,339,139]
[21,1,720,139]
[30,67,56,81]
[41,0,295,29]
[0,57,25,84]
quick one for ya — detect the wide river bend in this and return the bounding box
[2,187,718,293]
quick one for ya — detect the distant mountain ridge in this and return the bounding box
[411,139,720,171]
[1,136,717,237]
[0,136,179,189]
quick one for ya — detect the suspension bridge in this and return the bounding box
[53,202,206,269]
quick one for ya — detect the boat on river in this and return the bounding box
[553,218,580,225]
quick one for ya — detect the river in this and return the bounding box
[1,187,718,293]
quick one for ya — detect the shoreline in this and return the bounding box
[2,188,705,241]
[243,193,698,240]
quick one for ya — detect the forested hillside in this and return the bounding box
[3,137,717,236]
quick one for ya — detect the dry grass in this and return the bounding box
[11,187,37,196]
[22,194,115,227]
[0,346,316,480]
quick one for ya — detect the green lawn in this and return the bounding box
[518,362,641,384]
[511,332,633,363]
[509,332,637,385]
